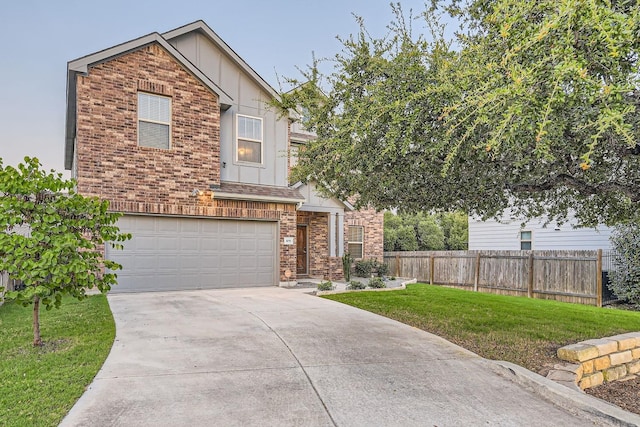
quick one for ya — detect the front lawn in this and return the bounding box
[322,283,640,373]
[0,295,115,426]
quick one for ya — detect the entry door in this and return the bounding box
[297,225,308,275]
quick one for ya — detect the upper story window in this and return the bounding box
[138,92,171,149]
[348,225,364,259]
[237,114,262,164]
[520,230,532,250]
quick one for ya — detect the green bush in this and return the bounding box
[609,224,640,303]
[376,262,390,277]
[317,280,334,291]
[368,277,386,288]
[347,280,367,290]
[354,259,376,277]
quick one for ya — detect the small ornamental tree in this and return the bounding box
[0,157,130,346]
[609,224,640,304]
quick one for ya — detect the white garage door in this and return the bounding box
[106,215,277,292]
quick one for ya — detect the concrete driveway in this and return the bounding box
[61,287,639,426]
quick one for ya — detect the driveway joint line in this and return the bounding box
[249,310,339,427]
[94,365,305,380]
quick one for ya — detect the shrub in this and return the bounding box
[609,224,640,303]
[317,280,334,291]
[355,259,389,278]
[347,280,366,290]
[368,277,386,289]
[354,259,376,277]
[376,262,390,277]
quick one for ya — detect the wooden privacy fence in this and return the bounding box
[384,250,605,306]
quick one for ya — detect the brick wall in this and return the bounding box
[297,211,329,278]
[74,42,297,283]
[345,208,384,262]
[76,44,221,204]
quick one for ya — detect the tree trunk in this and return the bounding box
[33,295,42,347]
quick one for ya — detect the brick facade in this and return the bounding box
[72,35,384,287]
[297,211,329,278]
[345,208,384,262]
[296,209,384,280]
[74,43,297,282]
[76,44,221,203]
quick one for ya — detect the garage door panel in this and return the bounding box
[201,239,219,251]
[107,216,277,292]
[239,239,256,251]
[135,236,158,250]
[157,237,178,250]
[180,238,200,251]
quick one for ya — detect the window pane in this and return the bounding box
[520,231,532,240]
[238,116,261,140]
[521,241,532,250]
[348,226,363,242]
[348,243,363,259]
[138,93,170,123]
[238,139,261,163]
[139,121,169,149]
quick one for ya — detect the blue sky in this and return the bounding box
[0,0,437,174]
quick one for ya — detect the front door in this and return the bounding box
[297,225,308,275]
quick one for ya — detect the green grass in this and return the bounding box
[322,283,640,373]
[0,295,115,427]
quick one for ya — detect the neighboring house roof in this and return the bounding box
[162,20,281,100]
[212,181,305,204]
[65,30,234,170]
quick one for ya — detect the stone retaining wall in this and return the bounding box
[556,332,640,389]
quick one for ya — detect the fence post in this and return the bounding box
[474,253,481,292]
[527,253,534,298]
[429,255,435,285]
[597,249,603,308]
[395,254,400,277]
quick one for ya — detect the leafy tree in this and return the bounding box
[609,224,640,304]
[437,211,468,250]
[413,214,445,250]
[384,211,466,251]
[276,1,640,227]
[396,225,419,251]
[383,226,398,251]
[0,157,130,346]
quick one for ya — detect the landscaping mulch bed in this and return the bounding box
[586,377,640,415]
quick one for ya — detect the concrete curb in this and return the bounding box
[491,360,640,426]
[316,278,417,296]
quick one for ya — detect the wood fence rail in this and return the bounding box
[383,250,604,306]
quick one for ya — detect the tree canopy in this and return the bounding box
[384,211,468,251]
[0,157,130,346]
[277,1,640,226]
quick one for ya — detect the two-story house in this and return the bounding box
[64,21,382,292]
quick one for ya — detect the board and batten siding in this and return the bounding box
[167,32,289,188]
[468,216,613,251]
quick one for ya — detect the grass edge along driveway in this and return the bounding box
[0,295,115,427]
[322,283,640,374]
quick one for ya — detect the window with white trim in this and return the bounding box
[138,92,171,149]
[348,226,364,259]
[237,114,262,163]
[520,230,532,250]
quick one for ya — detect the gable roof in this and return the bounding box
[65,28,236,170]
[162,20,281,100]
